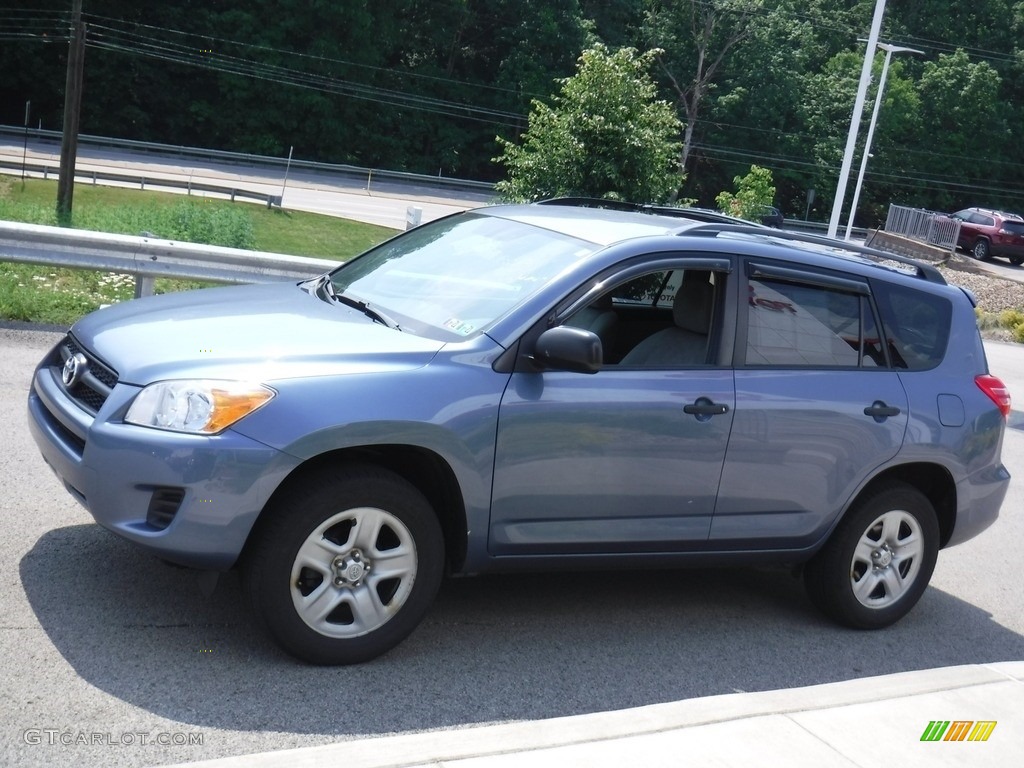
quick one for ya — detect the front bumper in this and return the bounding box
[28,356,299,569]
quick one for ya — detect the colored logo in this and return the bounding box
[920,721,997,742]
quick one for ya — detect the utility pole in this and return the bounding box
[56,0,85,225]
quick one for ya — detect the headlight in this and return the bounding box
[125,380,275,434]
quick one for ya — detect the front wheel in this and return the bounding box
[804,483,939,629]
[244,465,444,664]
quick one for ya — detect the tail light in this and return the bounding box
[976,374,1011,418]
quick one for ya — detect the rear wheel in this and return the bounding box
[245,465,444,664]
[1009,255,1023,266]
[804,483,938,629]
[972,239,991,260]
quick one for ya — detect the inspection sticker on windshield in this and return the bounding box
[444,318,475,335]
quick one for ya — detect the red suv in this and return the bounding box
[950,207,1024,265]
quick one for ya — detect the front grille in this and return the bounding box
[59,335,119,414]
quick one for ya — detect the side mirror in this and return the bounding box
[533,326,603,373]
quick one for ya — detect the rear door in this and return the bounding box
[710,260,908,549]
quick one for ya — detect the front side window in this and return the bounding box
[565,268,722,367]
[745,277,879,367]
[329,213,595,339]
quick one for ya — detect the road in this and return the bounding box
[0,139,492,230]
[0,326,1022,767]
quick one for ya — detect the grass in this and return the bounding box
[977,308,1024,343]
[0,178,397,325]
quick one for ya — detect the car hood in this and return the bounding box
[71,282,446,385]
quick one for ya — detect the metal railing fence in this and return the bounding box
[885,204,960,250]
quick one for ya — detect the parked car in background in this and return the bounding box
[949,207,1024,265]
[759,205,785,228]
[28,199,1011,664]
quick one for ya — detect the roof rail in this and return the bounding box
[681,223,947,285]
[535,197,673,215]
[534,197,763,226]
[534,198,945,285]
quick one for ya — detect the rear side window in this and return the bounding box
[745,278,881,367]
[872,281,951,370]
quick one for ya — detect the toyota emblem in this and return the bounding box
[62,352,88,388]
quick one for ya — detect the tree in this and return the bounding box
[715,164,775,220]
[493,43,683,203]
[914,49,1009,210]
[641,0,766,181]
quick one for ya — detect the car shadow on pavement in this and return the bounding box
[21,522,1024,736]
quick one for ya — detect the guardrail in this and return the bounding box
[0,125,496,197]
[884,204,959,250]
[0,220,338,297]
[780,219,869,240]
[0,157,282,207]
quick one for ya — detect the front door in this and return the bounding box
[489,265,735,555]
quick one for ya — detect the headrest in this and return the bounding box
[672,271,713,334]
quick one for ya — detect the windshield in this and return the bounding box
[329,212,596,339]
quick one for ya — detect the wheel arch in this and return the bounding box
[244,445,469,573]
[851,462,956,547]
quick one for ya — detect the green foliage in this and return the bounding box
[494,43,683,203]
[975,308,1024,342]
[0,193,254,248]
[715,165,775,221]
[1000,308,1024,327]
[5,1,1024,218]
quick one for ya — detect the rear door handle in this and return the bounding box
[684,397,729,417]
[864,401,901,420]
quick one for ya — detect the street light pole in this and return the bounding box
[827,0,887,238]
[844,42,924,240]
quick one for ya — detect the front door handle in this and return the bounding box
[864,400,901,420]
[684,397,729,418]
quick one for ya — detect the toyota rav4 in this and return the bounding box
[28,200,1011,664]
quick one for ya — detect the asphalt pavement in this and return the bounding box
[1,328,1022,768]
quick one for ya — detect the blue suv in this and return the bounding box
[28,200,1011,664]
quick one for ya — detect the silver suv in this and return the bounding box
[28,200,1012,664]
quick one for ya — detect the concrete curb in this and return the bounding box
[164,662,1024,767]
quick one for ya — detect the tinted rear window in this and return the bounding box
[1001,221,1024,235]
[871,281,951,370]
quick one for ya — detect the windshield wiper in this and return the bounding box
[305,275,402,330]
[333,289,402,331]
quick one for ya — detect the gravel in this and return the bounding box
[932,256,1024,343]
[939,260,1023,315]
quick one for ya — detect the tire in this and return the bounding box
[1010,255,1023,266]
[244,465,444,664]
[972,239,991,260]
[804,483,939,629]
